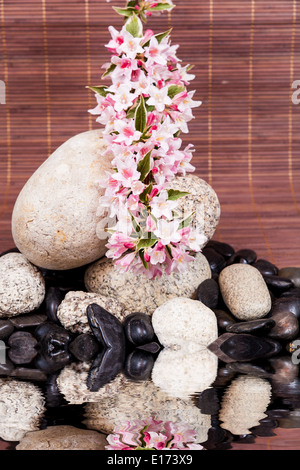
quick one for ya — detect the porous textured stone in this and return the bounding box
[83,378,211,443]
[151,297,218,348]
[16,425,107,451]
[219,375,272,435]
[11,130,112,270]
[219,264,272,320]
[151,347,218,398]
[0,253,45,317]
[0,378,45,441]
[56,290,129,334]
[168,174,221,245]
[84,252,211,315]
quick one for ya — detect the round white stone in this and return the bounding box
[152,297,218,347]
[0,253,45,317]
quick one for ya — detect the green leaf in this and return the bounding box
[149,3,174,11]
[139,251,148,271]
[137,237,157,251]
[143,28,172,47]
[101,63,117,79]
[135,95,147,133]
[125,13,143,38]
[113,6,135,17]
[179,212,195,230]
[87,85,109,97]
[139,182,153,203]
[168,84,186,99]
[167,189,190,201]
[137,150,152,181]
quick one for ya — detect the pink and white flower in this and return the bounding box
[147,84,172,112]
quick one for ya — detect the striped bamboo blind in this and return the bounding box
[0,0,300,268]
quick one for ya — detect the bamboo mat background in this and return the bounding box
[0,0,300,269]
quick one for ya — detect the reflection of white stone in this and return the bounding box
[219,375,272,435]
[83,377,211,443]
[152,346,218,399]
[0,379,45,441]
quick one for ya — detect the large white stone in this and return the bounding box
[11,130,112,270]
[84,253,211,315]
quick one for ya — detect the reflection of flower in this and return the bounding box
[105,416,204,450]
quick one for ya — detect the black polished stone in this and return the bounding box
[208,333,281,362]
[124,350,154,381]
[202,247,227,274]
[226,248,257,266]
[253,259,279,276]
[123,313,154,346]
[268,311,299,341]
[44,286,65,323]
[0,319,14,340]
[281,287,300,298]
[8,331,38,365]
[213,309,236,330]
[87,303,125,352]
[205,240,235,259]
[197,279,220,309]
[69,333,99,362]
[225,362,272,378]
[10,313,47,330]
[264,275,294,292]
[271,296,300,319]
[45,373,68,407]
[226,318,275,335]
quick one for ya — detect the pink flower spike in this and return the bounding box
[146,215,156,232]
[135,4,140,10]
[150,3,158,7]
[146,11,152,17]
[115,252,136,272]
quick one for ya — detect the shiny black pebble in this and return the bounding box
[197,279,220,309]
[8,331,38,365]
[264,275,294,292]
[213,309,236,330]
[87,303,125,352]
[10,313,47,329]
[271,296,300,319]
[226,248,257,266]
[253,259,279,276]
[125,350,154,381]
[226,318,275,335]
[123,313,154,346]
[45,286,65,323]
[0,358,14,376]
[268,311,299,341]
[69,333,99,362]
[202,247,227,274]
[0,320,14,340]
[34,323,72,373]
[205,240,235,259]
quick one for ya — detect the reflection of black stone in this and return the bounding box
[34,323,72,373]
[0,319,14,340]
[8,331,38,365]
[86,303,126,391]
[196,388,219,415]
[125,350,154,381]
